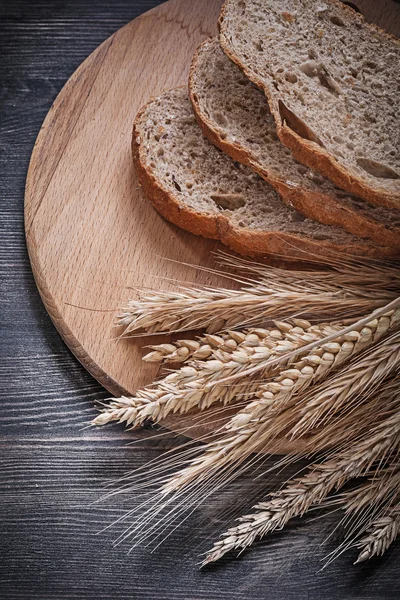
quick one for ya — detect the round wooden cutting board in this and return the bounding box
[25,0,398,445]
[25,0,247,439]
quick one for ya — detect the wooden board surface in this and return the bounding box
[25,0,228,404]
[24,0,400,441]
[3,1,399,596]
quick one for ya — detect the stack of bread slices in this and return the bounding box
[132,0,400,261]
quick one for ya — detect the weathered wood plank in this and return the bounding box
[1,1,399,598]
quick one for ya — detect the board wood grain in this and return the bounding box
[25,0,228,401]
[2,1,398,595]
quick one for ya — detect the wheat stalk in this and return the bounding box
[335,466,400,518]
[141,321,327,364]
[142,332,241,364]
[142,323,309,364]
[96,377,399,557]
[101,256,400,562]
[241,318,394,420]
[201,299,400,391]
[309,377,400,452]
[163,308,400,494]
[290,330,400,438]
[103,253,400,564]
[217,252,400,299]
[354,503,400,563]
[117,291,384,336]
[321,466,400,566]
[203,412,400,565]
[116,257,400,336]
[93,320,332,428]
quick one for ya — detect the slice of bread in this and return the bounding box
[189,38,400,251]
[219,0,400,210]
[132,88,390,260]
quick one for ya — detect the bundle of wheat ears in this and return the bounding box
[93,253,400,566]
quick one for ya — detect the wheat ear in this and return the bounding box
[323,466,400,566]
[334,466,400,518]
[117,291,386,336]
[290,330,400,437]
[354,504,400,563]
[142,331,243,364]
[92,320,331,428]
[163,308,399,494]
[203,412,400,565]
[307,376,400,452]
[117,254,400,336]
[202,299,400,391]
[116,260,400,337]
[217,252,400,299]
[142,321,324,364]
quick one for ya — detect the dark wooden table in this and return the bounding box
[1,1,399,598]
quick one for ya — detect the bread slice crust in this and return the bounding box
[132,88,391,261]
[219,0,400,210]
[189,38,400,251]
